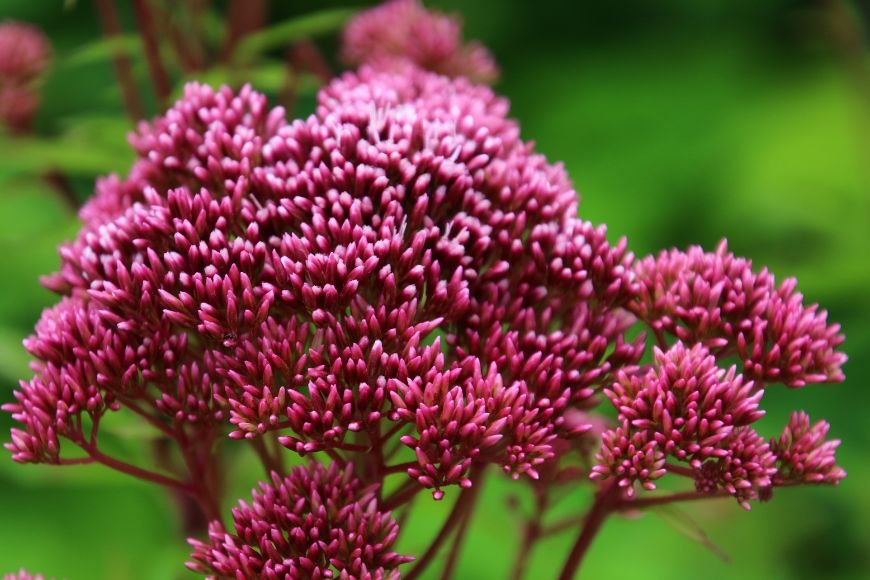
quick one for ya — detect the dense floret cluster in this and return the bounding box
[188,462,412,579]
[9,63,646,506]
[3,1,849,576]
[0,21,50,132]
[341,0,498,83]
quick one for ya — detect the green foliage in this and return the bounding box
[234,8,356,61]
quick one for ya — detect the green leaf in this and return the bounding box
[0,133,133,177]
[234,8,356,60]
[652,504,730,563]
[0,326,29,384]
[62,34,144,69]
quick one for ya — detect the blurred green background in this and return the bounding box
[0,0,867,578]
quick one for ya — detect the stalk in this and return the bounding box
[557,481,619,580]
[94,0,144,121]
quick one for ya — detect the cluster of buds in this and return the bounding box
[341,0,499,83]
[591,240,847,509]
[188,462,412,578]
[3,0,848,577]
[5,53,641,578]
[0,21,50,132]
[631,240,846,387]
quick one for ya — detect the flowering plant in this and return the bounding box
[2,1,848,578]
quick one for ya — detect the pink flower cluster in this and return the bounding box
[3,571,46,580]
[341,0,499,83]
[188,462,411,579]
[0,21,50,132]
[3,3,850,573]
[772,411,846,485]
[5,62,642,571]
[593,342,775,508]
[631,240,846,387]
[590,240,847,509]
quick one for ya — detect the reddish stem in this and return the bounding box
[288,40,333,84]
[405,470,484,580]
[151,1,203,72]
[384,461,416,475]
[57,456,96,466]
[382,479,422,512]
[267,433,286,474]
[94,0,145,121]
[220,0,267,63]
[653,327,669,349]
[541,512,586,538]
[85,445,193,492]
[181,427,224,523]
[381,421,406,443]
[132,0,172,106]
[440,476,483,580]
[117,395,176,437]
[557,481,620,580]
[324,448,346,465]
[665,462,695,478]
[336,441,370,453]
[513,487,550,580]
[251,437,280,475]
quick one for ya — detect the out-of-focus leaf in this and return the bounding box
[0,177,70,243]
[0,133,133,177]
[202,9,228,49]
[652,504,730,563]
[57,114,133,145]
[0,326,29,384]
[62,34,144,69]
[234,8,355,60]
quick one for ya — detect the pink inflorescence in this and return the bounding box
[0,21,50,132]
[7,64,639,507]
[771,411,846,485]
[188,462,412,579]
[590,238,847,509]
[341,0,499,84]
[592,342,775,508]
[3,572,47,580]
[77,82,288,228]
[631,240,846,387]
[3,36,850,574]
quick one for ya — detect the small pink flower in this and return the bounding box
[187,462,412,579]
[0,21,50,82]
[771,411,846,485]
[0,21,50,132]
[693,427,777,510]
[341,0,499,83]
[632,240,846,387]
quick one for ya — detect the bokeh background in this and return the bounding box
[0,0,867,578]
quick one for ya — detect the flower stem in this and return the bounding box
[94,0,144,121]
[43,170,79,211]
[86,445,192,492]
[251,437,281,475]
[384,461,417,475]
[132,0,172,106]
[382,479,421,511]
[513,487,549,580]
[557,481,619,580]
[406,468,484,580]
[440,474,484,579]
[665,462,695,478]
